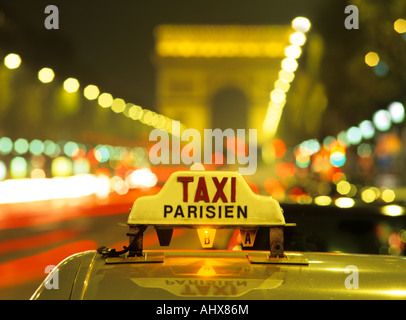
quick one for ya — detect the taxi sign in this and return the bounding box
[127,171,285,228]
[101,171,302,264]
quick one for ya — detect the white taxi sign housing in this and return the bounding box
[127,171,285,228]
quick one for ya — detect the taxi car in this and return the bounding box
[31,171,406,300]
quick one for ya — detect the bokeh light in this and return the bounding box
[278,70,295,83]
[83,85,100,100]
[38,68,55,83]
[361,188,376,203]
[337,180,351,195]
[98,93,114,108]
[335,197,355,208]
[29,139,44,155]
[63,141,79,157]
[359,120,375,139]
[275,162,295,178]
[381,205,404,217]
[10,157,27,178]
[291,17,311,33]
[289,32,306,46]
[128,168,158,188]
[346,126,362,145]
[0,161,7,180]
[374,60,389,77]
[357,143,373,158]
[394,18,406,34]
[381,189,396,203]
[284,45,302,59]
[128,104,143,120]
[281,58,298,72]
[111,98,126,113]
[14,138,29,155]
[329,140,346,167]
[0,137,13,155]
[63,78,80,93]
[373,110,391,131]
[270,139,286,158]
[314,195,332,206]
[388,101,405,123]
[364,52,379,67]
[44,140,60,157]
[52,157,73,177]
[4,53,21,69]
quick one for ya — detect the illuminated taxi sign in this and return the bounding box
[101,171,303,264]
[127,171,285,228]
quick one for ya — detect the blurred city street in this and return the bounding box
[0,189,147,299]
[0,0,406,300]
[0,186,240,299]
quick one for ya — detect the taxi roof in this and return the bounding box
[32,249,406,300]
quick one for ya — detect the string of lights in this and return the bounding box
[0,135,149,180]
[262,16,311,140]
[2,52,185,135]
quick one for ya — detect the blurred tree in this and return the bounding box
[280,0,406,147]
[319,0,406,138]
